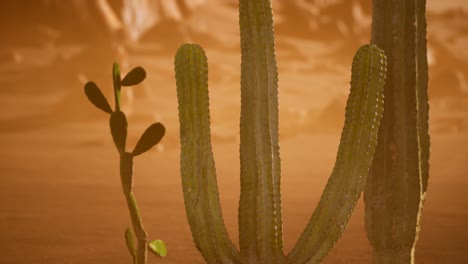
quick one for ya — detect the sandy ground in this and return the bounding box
[1,121,468,263]
[1,1,468,263]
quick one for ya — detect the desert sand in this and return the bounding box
[1,1,468,263]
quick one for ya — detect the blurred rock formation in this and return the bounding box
[0,0,467,134]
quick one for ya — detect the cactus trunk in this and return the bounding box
[238,0,284,263]
[364,0,430,263]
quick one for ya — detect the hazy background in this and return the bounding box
[1,0,467,263]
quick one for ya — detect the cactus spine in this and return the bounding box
[175,0,387,263]
[364,0,430,263]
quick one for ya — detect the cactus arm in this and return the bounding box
[175,44,241,264]
[287,44,387,264]
[120,152,148,264]
[364,1,430,263]
[238,0,284,262]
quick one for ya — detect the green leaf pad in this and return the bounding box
[148,239,167,257]
[121,67,146,86]
[84,81,112,114]
[110,111,128,153]
[132,123,165,156]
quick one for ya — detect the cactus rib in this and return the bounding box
[416,0,430,196]
[175,44,241,263]
[287,44,387,264]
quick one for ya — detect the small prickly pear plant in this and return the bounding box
[364,0,430,263]
[174,0,387,263]
[84,63,167,264]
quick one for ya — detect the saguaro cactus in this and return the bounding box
[175,0,387,263]
[84,64,167,264]
[364,0,430,263]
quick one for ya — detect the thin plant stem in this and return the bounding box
[121,152,148,264]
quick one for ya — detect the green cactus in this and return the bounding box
[364,0,430,263]
[174,0,387,263]
[84,63,167,264]
[175,43,241,263]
